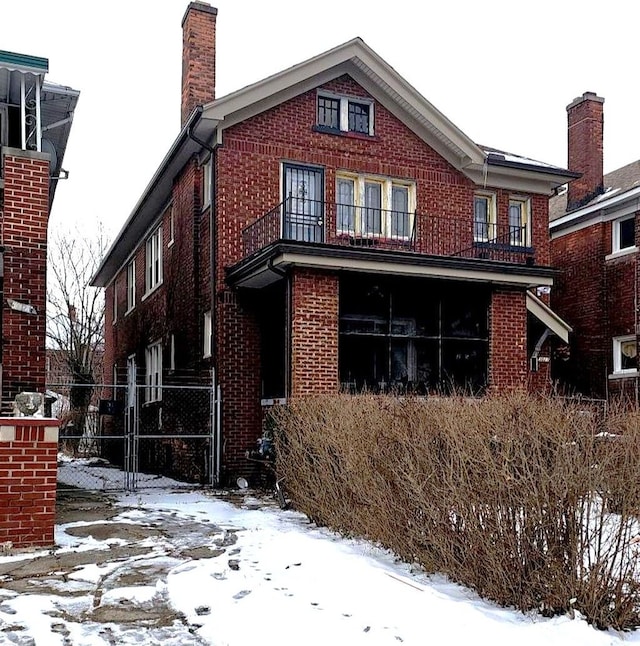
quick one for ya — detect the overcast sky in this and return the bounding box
[3,0,639,238]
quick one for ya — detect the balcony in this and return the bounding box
[242,198,535,265]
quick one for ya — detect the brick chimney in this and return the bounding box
[566,91,605,211]
[181,2,217,127]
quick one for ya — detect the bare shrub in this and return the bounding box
[272,392,640,630]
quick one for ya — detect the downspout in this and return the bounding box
[187,110,221,483]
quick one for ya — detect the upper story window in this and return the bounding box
[508,197,531,247]
[613,335,637,375]
[203,310,212,358]
[112,282,118,324]
[202,158,212,209]
[145,340,163,403]
[168,205,175,246]
[473,193,497,242]
[613,215,635,254]
[317,92,374,136]
[336,173,415,240]
[126,260,136,312]
[145,225,163,294]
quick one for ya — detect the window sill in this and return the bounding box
[167,240,175,249]
[125,307,135,316]
[142,281,163,302]
[312,125,378,141]
[608,370,639,380]
[605,246,637,261]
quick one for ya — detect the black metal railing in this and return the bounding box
[241,199,535,265]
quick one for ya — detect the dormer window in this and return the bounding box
[317,92,374,136]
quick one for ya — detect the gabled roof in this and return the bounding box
[92,37,575,287]
[550,159,640,232]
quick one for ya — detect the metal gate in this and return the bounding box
[49,371,222,492]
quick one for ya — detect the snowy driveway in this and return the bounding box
[0,485,638,645]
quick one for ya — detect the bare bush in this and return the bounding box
[272,393,640,630]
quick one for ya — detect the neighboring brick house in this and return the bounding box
[0,50,78,409]
[550,92,640,399]
[92,2,574,483]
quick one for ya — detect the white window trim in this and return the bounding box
[335,172,415,239]
[168,205,175,248]
[169,334,176,371]
[473,192,497,242]
[125,259,136,314]
[317,91,374,136]
[203,310,212,358]
[112,282,117,324]
[508,196,531,247]
[144,225,163,297]
[145,341,163,403]
[612,215,635,254]
[202,158,212,209]
[127,354,137,409]
[611,335,638,376]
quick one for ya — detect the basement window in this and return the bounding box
[317,92,374,136]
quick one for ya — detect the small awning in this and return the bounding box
[526,291,572,343]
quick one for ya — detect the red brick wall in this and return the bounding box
[0,419,59,548]
[489,289,527,390]
[1,151,50,404]
[551,221,616,397]
[290,269,339,395]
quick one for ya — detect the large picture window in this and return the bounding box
[339,276,489,393]
[336,173,414,240]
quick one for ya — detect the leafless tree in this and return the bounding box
[47,224,109,395]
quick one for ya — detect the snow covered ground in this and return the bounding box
[0,461,639,644]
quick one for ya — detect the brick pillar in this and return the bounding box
[1,150,50,405]
[290,269,339,395]
[489,289,527,390]
[0,418,59,549]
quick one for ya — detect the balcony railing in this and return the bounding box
[241,198,535,265]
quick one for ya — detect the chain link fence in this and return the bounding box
[48,374,220,492]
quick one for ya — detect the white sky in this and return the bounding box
[3,0,639,238]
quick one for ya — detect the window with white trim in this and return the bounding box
[612,216,635,254]
[145,341,163,402]
[202,158,212,208]
[145,225,163,293]
[112,283,117,323]
[336,173,415,239]
[317,93,374,136]
[203,310,212,358]
[473,193,497,242]
[127,355,137,408]
[168,205,175,246]
[613,335,637,374]
[170,334,176,371]
[508,197,531,247]
[126,260,135,312]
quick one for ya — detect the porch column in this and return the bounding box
[290,269,339,396]
[489,289,527,391]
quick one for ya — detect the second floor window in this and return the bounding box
[336,174,414,240]
[473,193,496,242]
[145,226,163,293]
[508,198,530,247]
[126,260,135,312]
[613,215,635,254]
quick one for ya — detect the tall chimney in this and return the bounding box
[566,91,604,211]
[181,2,217,127]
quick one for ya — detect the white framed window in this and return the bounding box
[613,335,638,375]
[127,354,137,408]
[145,341,163,403]
[145,225,163,293]
[336,173,414,239]
[317,93,374,136]
[508,197,531,247]
[169,334,176,371]
[112,283,117,323]
[473,193,497,242]
[202,158,212,208]
[168,205,175,247]
[612,216,635,254]
[126,260,135,312]
[203,310,212,358]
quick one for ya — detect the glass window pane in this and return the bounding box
[391,186,410,238]
[619,218,635,250]
[348,101,370,134]
[474,196,489,240]
[337,178,355,232]
[318,96,339,129]
[621,339,637,370]
[363,182,382,234]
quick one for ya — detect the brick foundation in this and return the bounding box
[0,418,59,549]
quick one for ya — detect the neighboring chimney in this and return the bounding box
[181,2,217,127]
[566,91,605,211]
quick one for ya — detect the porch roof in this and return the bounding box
[526,291,572,343]
[226,241,557,290]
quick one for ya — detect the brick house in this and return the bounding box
[92,2,574,483]
[0,50,78,409]
[550,92,640,399]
